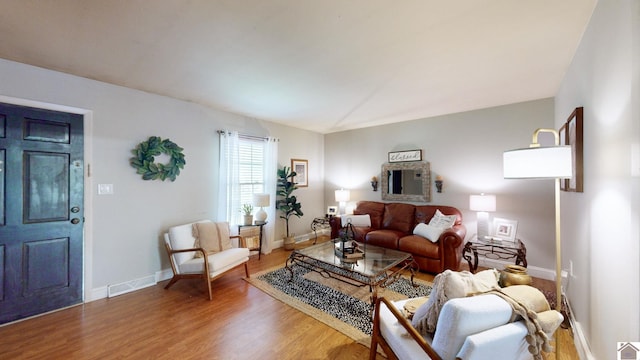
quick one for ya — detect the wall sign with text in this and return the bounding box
[388,150,422,163]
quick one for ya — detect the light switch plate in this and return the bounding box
[98,183,114,195]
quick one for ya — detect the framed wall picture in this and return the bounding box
[327,206,337,216]
[388,149,422,163]
[564,107,584,192]
[492,218,518,242]
[291,158,308,187]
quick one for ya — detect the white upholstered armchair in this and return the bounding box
[370,291,563,360]
[163,220,250,300]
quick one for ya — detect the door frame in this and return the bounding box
[0,95,94,302]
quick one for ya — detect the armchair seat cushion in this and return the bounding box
[179,247,250,274]
[379,298,434,360]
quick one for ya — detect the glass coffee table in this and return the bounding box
[285,240,418,305]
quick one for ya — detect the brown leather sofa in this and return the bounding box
[329,201,466,274]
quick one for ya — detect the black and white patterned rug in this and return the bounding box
[247,264,432,343]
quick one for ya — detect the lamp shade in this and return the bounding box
[469,194,496,212]
[252,193,270,207]
[503,146,572,179]
[335,189,350,202]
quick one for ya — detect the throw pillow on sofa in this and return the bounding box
[413,223,445,243]
[428,209,457,228]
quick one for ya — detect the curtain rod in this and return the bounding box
[217,130,279,142]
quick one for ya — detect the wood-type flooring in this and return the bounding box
[0,236,578,359]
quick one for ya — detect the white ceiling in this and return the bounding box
[0,1,596,134]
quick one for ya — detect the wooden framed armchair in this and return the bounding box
[163,220,250,300]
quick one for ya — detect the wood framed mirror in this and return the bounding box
[381,162,431,202]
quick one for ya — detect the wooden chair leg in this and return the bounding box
[244,262,250,278]
[205,276,213,301]
[164,276,179,290]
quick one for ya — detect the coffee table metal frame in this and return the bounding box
[285,240,418,304]
[462,238,527,273]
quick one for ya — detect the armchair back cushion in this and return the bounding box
[192,221,233,257]
[431,294,513,359]
[168,220,211,266]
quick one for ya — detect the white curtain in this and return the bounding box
[218,131,278,254]
[262,137,278,254]
[217,131,240,224]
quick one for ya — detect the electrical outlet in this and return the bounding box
[98,183,114,195]
[569,260,574,277]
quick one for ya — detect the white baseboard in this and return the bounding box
[88,286,108,302]
[565,299,596,360]
[156,269,173,282]
[476,256,558,281]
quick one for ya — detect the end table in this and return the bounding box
[462,237,527,273]
[238,222,266,260]
[310,216,332,244]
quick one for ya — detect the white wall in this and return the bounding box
[324,99,559,270]
[555,0,640,358]
[0,58,325,299]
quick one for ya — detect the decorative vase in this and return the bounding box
[283,236,295,250]
[499,264,532,287]
[243,215,253,226]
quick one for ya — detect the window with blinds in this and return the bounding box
[238,137,265,208]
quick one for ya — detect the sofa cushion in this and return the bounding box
[366,229,404,249]
[382,203,415,233]
[192,222,233,258]
[399,235,439,258]
[413,223,444,243]
[354,201,385,229]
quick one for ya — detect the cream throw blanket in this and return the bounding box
[475,286,561,360]
[411,270,562,360]
[412,269,500,334]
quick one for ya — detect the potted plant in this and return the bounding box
[240,203,253,225]
[276,166,304,250]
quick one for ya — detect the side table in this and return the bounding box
[310,216,332,244]
[238,222,266,260]
[462,238,527,273]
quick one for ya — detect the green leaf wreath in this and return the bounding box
[130,136,186,181]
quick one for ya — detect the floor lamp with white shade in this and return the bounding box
[503,128,572,312]
[503,128,572,356]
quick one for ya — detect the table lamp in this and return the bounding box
[335,189,350,215]
[469,193,496,240]
[252,193,270,224]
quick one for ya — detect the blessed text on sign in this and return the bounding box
[388,150,422,163]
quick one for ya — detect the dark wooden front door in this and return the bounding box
[0,103,84,324]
